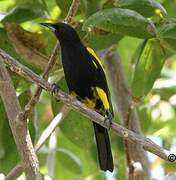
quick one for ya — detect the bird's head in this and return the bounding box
[40,22,81,44]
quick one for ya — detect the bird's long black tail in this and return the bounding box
[93,122,113,172]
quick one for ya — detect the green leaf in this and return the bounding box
[114,0,167,17]
[81,0,101,17]
[85,33,123,50]
[0,28,22,62]
[0,27,42,73]
[0,0,15,12]
[117,36,143,82]
[55,0,72,17]
[162,0,176,18]
[60,110,94,149]
[131,39,166,97]
[18,90,31,110]
[137,105,152,133]
[5,23,51,71]
[0,99,19,174]
[57,148,82,174]
[131,40,147,65]
[83,8,156,39]
[54,148,82,179]
[158,19,176,52]
[1,5,44,24]
[56,131,101,178]
[55,0,93,19]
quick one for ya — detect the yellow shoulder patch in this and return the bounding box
[95,87,110,110]
[86,47,104,70]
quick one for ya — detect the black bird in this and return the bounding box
[41,22,114,172]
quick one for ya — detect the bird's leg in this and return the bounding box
[104,112,112,130]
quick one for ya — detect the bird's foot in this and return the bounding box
[104,116,112,130]
[51,83,61,99]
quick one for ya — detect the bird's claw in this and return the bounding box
[104,116,112,130]
[51,83,61,95]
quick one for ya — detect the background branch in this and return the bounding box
[104,49,150,180]
[64,0,80,24]
[0,48,174,165]
[0,57,41,179]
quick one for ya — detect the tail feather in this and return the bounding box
[93,122,113,172]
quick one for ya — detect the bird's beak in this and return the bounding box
[40,23,55,32]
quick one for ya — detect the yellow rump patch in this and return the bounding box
[70,91,77,97]
[95,87,110,110]
[70,91,96,109]
[86,47,104,70]
[83,97,96,109]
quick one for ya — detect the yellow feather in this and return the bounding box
[92,60,98,69]
[86,47,104,70]
[70,91,77,97]
[95,87,110,110]
[83,97,96,109]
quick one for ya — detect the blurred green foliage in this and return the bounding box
[0,0,176,179]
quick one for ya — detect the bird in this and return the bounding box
[40,22,114,172]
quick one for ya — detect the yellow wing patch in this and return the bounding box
[95,87,110,110]
[86,47,104,70]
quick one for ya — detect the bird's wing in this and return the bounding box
[86,47,114,117]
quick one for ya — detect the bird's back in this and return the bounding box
[61,43,107,100]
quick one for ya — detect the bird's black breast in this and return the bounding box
[60,43,106,99]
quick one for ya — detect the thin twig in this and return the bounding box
[5,105,70,180]
[47,130,57,177]
[0,49,175,165]
[64,0,80,24]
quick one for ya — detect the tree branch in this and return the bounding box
[0,48,175,166]
[5,105,70,180]
[0,57,41,179]
[64,0,80,24]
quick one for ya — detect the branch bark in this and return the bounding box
[104,49,150,180]
[64,0,80,24]
[0,48,174,165]
[0,58,41,180]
